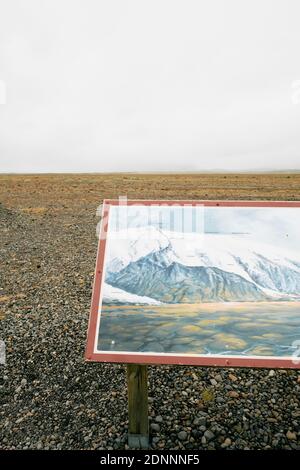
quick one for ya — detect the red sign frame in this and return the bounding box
[85,199,300,369]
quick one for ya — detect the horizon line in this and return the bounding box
[1,169,300,175]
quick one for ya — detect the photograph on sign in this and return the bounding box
[86,200,300,368]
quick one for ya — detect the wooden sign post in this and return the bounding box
[127,364,149,448]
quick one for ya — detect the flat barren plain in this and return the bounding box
[1,173,300,450]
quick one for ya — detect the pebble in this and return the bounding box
[221,438,232,448]
[204,430,215,441]
[228,390,239,398]
[178,431,188,441]
[228,373,238,382]
[150,423,160,433]
[268,370,275,378]
[155,416,163,423]
[286,431,297,441]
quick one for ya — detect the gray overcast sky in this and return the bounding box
[0,0,300,172]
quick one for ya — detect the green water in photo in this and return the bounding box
[97,302,300,357]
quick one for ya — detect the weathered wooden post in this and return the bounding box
[127,364,149,449]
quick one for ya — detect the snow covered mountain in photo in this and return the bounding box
[103,226,300,304]
[102,282,162,305]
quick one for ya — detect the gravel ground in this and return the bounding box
[0,174,300,450]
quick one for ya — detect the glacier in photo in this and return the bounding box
[102,206,300,305]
